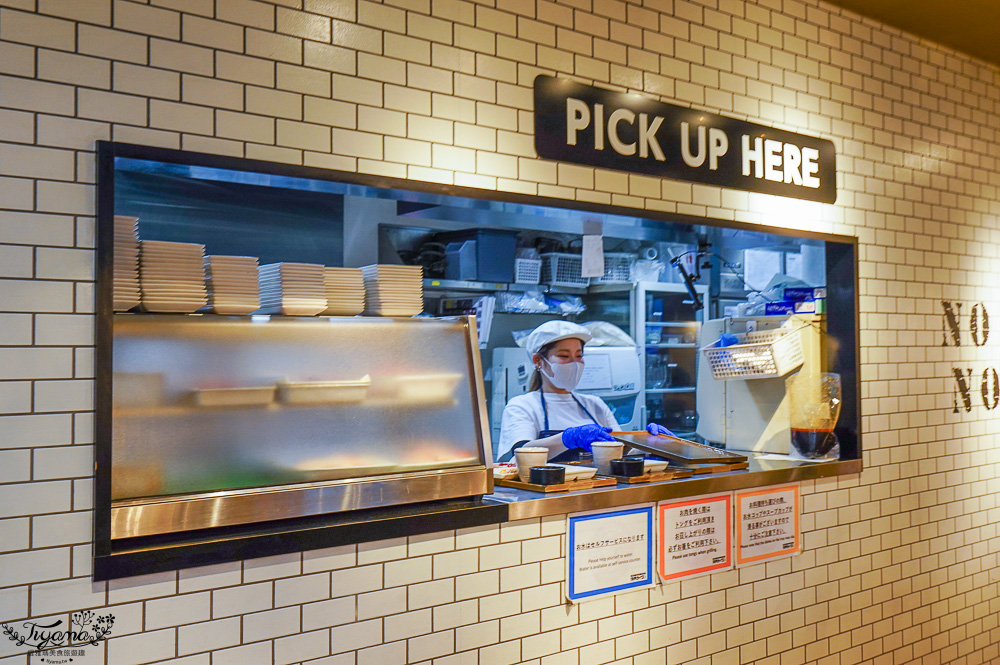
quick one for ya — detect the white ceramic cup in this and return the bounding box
[514,447,550,482]
[591,441,624,476]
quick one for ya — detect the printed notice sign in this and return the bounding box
[566,505,655,602]
[658,493,732,582]
[735,484,800,566]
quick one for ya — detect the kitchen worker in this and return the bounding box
[497,320,672,462]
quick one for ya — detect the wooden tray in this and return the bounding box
[602,468,696,483]
[495,476,618,493]
[688,461,750,474]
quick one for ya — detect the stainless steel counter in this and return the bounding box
[485,455,860,520]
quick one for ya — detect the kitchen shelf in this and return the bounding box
[422,278,589,296]
[513,283,589,295]
[644,343,698,349]
[424,278,508,292]
[587,283,634,294]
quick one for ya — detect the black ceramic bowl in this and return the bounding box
[529,465,566,485]
[610,457,644,477]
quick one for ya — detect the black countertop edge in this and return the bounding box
[490,457,861,520]
[94,497,507,581]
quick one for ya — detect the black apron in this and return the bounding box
[502,391,602,463]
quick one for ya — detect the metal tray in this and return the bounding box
[611,432,748,465]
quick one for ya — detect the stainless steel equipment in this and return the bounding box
[109,314,493,539]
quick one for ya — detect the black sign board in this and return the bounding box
[534,76,837,203]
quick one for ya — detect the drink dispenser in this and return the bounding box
[785,372,841,459]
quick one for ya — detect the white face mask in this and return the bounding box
[541,357,585,391]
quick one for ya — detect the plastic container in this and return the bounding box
[444,241,477,281]
[514,258,542,284]
[435,229,518,282]
[701,328,804,380]
[540,253,590,288]
[595,252,635,283]
[276,376,371,404]
[391,372,462,404]
[192,386,275,408]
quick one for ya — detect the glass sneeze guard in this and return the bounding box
[110,314,492,537]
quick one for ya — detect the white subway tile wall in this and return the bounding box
[1,0,999,664]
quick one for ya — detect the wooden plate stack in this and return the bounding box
[257,262,327,316]
[113,215,141,311]
[139,240,208,313]
[205,255,261,315]
[321,267,365,315]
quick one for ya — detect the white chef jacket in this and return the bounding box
[497,390,619,461]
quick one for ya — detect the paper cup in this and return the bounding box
[514,447,549,482]
[591,441,624,476]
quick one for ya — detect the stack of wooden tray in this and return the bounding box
[493,434,748,492]
[494,476,618,492]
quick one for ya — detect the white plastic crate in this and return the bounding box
[595,252,635,283]
[514,258,542,284]
[540,253,590,288]
[701,327,804,380]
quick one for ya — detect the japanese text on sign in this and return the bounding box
[736,485,800,565]
[567,505,655,602]
[658,493,732,582]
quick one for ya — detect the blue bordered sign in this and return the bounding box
[566,504,655,602]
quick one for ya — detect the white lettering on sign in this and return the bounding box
[764,139,782,181]
[640,114,665,160]
[594,103,605,150]
[783,143,802,185]
[608,108,635,155]
[566,98,589,146]
[564,97,666,161]
[741,135,821,188]
[743,135,763,178]
[709,128,728,169]
[681,123,706,167]
[680,123,728,170]
[537,77,837,202]
[801,147,820,188]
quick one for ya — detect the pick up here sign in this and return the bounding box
[533,76,837,204]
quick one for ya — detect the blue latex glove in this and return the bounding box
[647,422,674,437]
[562,425,614,452]
[719,333,740,347]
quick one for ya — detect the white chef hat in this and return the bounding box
[520,320,593,357]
